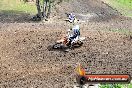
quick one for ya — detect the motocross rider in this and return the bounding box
[68,13,75,23]
[67,25,80,47]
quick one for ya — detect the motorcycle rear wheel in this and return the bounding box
[53,43,62,49]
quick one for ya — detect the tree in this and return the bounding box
[23,0,67,21]
[34,0,52,21]
[36,0,41,17]
[43,0,51,19]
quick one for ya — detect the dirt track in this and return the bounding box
[0,0,132,88]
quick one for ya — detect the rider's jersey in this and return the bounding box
[73,25,80,36]
[67,25,80,40]
[69,14,75,19]
[73,28,80,36]
[69,25,80,40]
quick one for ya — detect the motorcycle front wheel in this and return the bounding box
[77,41,83,46]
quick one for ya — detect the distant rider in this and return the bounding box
[68,13,75,23]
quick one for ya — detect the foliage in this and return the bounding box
[0,0,37,14]
[107,0,132,17]
[100,83,132,88]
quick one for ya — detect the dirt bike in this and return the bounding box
[52,35,85,51]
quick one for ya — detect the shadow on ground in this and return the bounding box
[0,10,33,23]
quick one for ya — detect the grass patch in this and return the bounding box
[100,83,132,88]
[109,28,132,39]
[0,0,37,14]
[110,28,132,36]
[104,0,132,17]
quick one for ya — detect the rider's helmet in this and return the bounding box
[73,25,79,30]
[69,13,74,17]
[70,13,73,16]
[75,25,79,29]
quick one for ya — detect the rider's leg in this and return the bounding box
[69,35,77,49]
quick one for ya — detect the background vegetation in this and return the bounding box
[100,83,132,88]
[0,0,131,17]
[0,0,37,14]
[106,0,132,17]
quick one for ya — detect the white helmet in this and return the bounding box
[73,25,79,30]
[70,13,73,15]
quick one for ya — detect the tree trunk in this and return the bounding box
[42,0,51,19]
[43,0,47,18]
[47,1,51,18]
[36,0,41,18]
